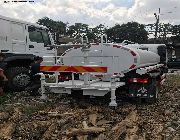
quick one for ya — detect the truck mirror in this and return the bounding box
[28,26,36,32]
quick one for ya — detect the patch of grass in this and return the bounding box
[166,74,180,87]
[0,92,13,105]
[23,104,47,116]
[23,106,39,115]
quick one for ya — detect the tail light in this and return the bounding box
[58,75,72,81]
[128,78,149,84]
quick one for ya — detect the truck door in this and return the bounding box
[0,19,11,53]
[11,22,26,53]
[27,26,55,63]
[27,26,45,55]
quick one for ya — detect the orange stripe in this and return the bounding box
[101,67,108,73]
[49,66,59,71]
[57,66,69,71]
[66,66,78,72]
[73,66,86,72]
[91,67,107,73]
[91,67,105,73]
[40,65,107,73]
[40,66,50,71]
[83,67,97,72]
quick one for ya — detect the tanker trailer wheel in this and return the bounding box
[6,67,31,92]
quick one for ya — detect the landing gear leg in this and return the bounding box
[109,77,117,107]
[39,73,48,100]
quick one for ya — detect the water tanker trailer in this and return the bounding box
[39,40,167,106]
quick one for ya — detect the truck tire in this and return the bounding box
[6,67,31,91]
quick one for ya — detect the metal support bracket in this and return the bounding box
[109,76,117,107]
[39,73,48,100]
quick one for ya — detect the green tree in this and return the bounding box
[92,24,107,38]
[106,22,148,43]
[37,17,67,44]
[158,23,172,39]
[66,23,89,38]
[171,24,180,43]
[66,23,107,42]
[171,25,180,36]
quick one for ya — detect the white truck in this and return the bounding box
[39,38,168,106]
[0,15,55,91]
[0,14,167,100]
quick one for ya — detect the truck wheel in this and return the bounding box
[6,67,31,91]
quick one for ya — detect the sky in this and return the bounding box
[0,0,179,27]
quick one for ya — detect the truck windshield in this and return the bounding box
[28,26,51,46]
[29,30,43,43]
[41,30,51,46]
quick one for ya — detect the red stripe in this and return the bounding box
[40,66,45,71]
[101,67,108,72]
[86,66,107,73]
[70,66,86,72]
[83,67,97,72]
[65,66,78,72]
[48,66,59,71]
[113,45,122,48]
[130,51,137,56]
[40,66,107,73]
[129,64,136,69]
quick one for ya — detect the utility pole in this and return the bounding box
[154,8,160,42]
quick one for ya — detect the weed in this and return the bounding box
[23,104,47,116]
[0,92,13,105]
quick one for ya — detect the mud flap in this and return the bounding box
[128,78,158,99]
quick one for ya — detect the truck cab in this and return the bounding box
[0,15,55,91]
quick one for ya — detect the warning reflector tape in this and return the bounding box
[40,65,107,73]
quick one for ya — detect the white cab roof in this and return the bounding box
[0,14,47,29]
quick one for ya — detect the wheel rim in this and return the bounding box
[13,73,30,88]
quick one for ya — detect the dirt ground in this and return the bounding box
[0,74,179,140]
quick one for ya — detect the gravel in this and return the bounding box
[0,74,179,140]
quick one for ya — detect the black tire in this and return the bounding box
[6,67,31,91]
